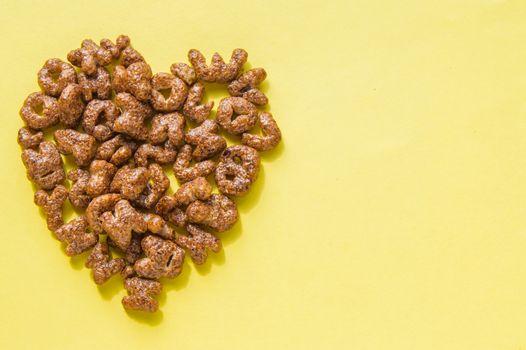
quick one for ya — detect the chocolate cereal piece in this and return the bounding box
[86,241,126,285]
[173,144,215,183]
[67,39,112,75]
[100,199,147,250]
[57,83,85,128]
[150,73,188,112]
[242,112,282,151]
[216,97,258,135]
[34,185,68,232]
[86,160,117,197]
[54,215,98,256]
[85,193,122,234]
[99,35,130,60]
[110,165,150,201]
[22,141,65,190]
[108,233,143,265]
[38,58,77,97]
[134,235,185,279]
[215,145,260,196]
[54,129,97,167]
[122,277,162,312]
[186,194,238,232]
[134,143,177,167]
[121,46,145,67]
[173,177,212,207]
[188,48,247,83]
[112,62,152,102]
[113,92,152,140]
[154,196,188,228]
[182,82,214,124]
[20,92,61,130]
[78,67,111,101]
[170,62,196,86]
[82,99,119,142]
[185,119,226,161]
[96,134,138,167]
[228,68,268,106]
[17,127,43,149]
[134,163,169,209]
[176,224,221,265]
[149,112,185,146]
[67,169,91,209]
[143,213,174,240]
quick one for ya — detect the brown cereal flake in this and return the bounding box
[173,144,215,183]
[96,134,138,167]
[85,193,122,234]
[176,224,221,265]
[228,68,268,106]
[78,67,112,101]
[22,141,65,190]
[113,92,152,140]
[17,127,43,149]
[122,277,162,312]
[86,241,126,285]
[149,112,185,147]
[215,145,260,196]
[185,119,226,161]
[188,48,247,83]
[216,97,258,135]
[67,39,112,75]
[134,143,177,167]
[110,165,150,201]
[54,129,97,167]
[82,99,119,142]
[34,185,68,232]
[86,160,117,197]
[134,235,185,279]
[55,215,98,256]
[242,112,282,151]
[99,35,130,60]
[20,92,61,130]
[38,58,77,97]
[67,168,91,209]
[150,73,188,112]
[143,213,174,240]
[100,199,147,250]
[170,62,196,86]
[182,82,214,124]
[186,194,238,232]
[154,195,188,228]
[134,163,170,209]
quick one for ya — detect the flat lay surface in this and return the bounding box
[1,0,526,349]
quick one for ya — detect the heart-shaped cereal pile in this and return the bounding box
[17,35,282,313]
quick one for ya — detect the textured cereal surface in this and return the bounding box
[17,34,281,314]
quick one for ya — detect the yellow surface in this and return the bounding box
[1,0,526,349]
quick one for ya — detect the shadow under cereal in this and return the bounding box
[97,274,123,300]
[234,165,265,213]
[194,248,226,276]
[68,249,91,270]
[162,257,192,293]
[126,309,164,326]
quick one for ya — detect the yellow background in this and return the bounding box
[1,0,526,349]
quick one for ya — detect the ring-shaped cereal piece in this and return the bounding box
[38,58,77,97]
[150,73,188,112]
[215,145,260,196]
[216,97,258,134]
[20,92,61,130]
